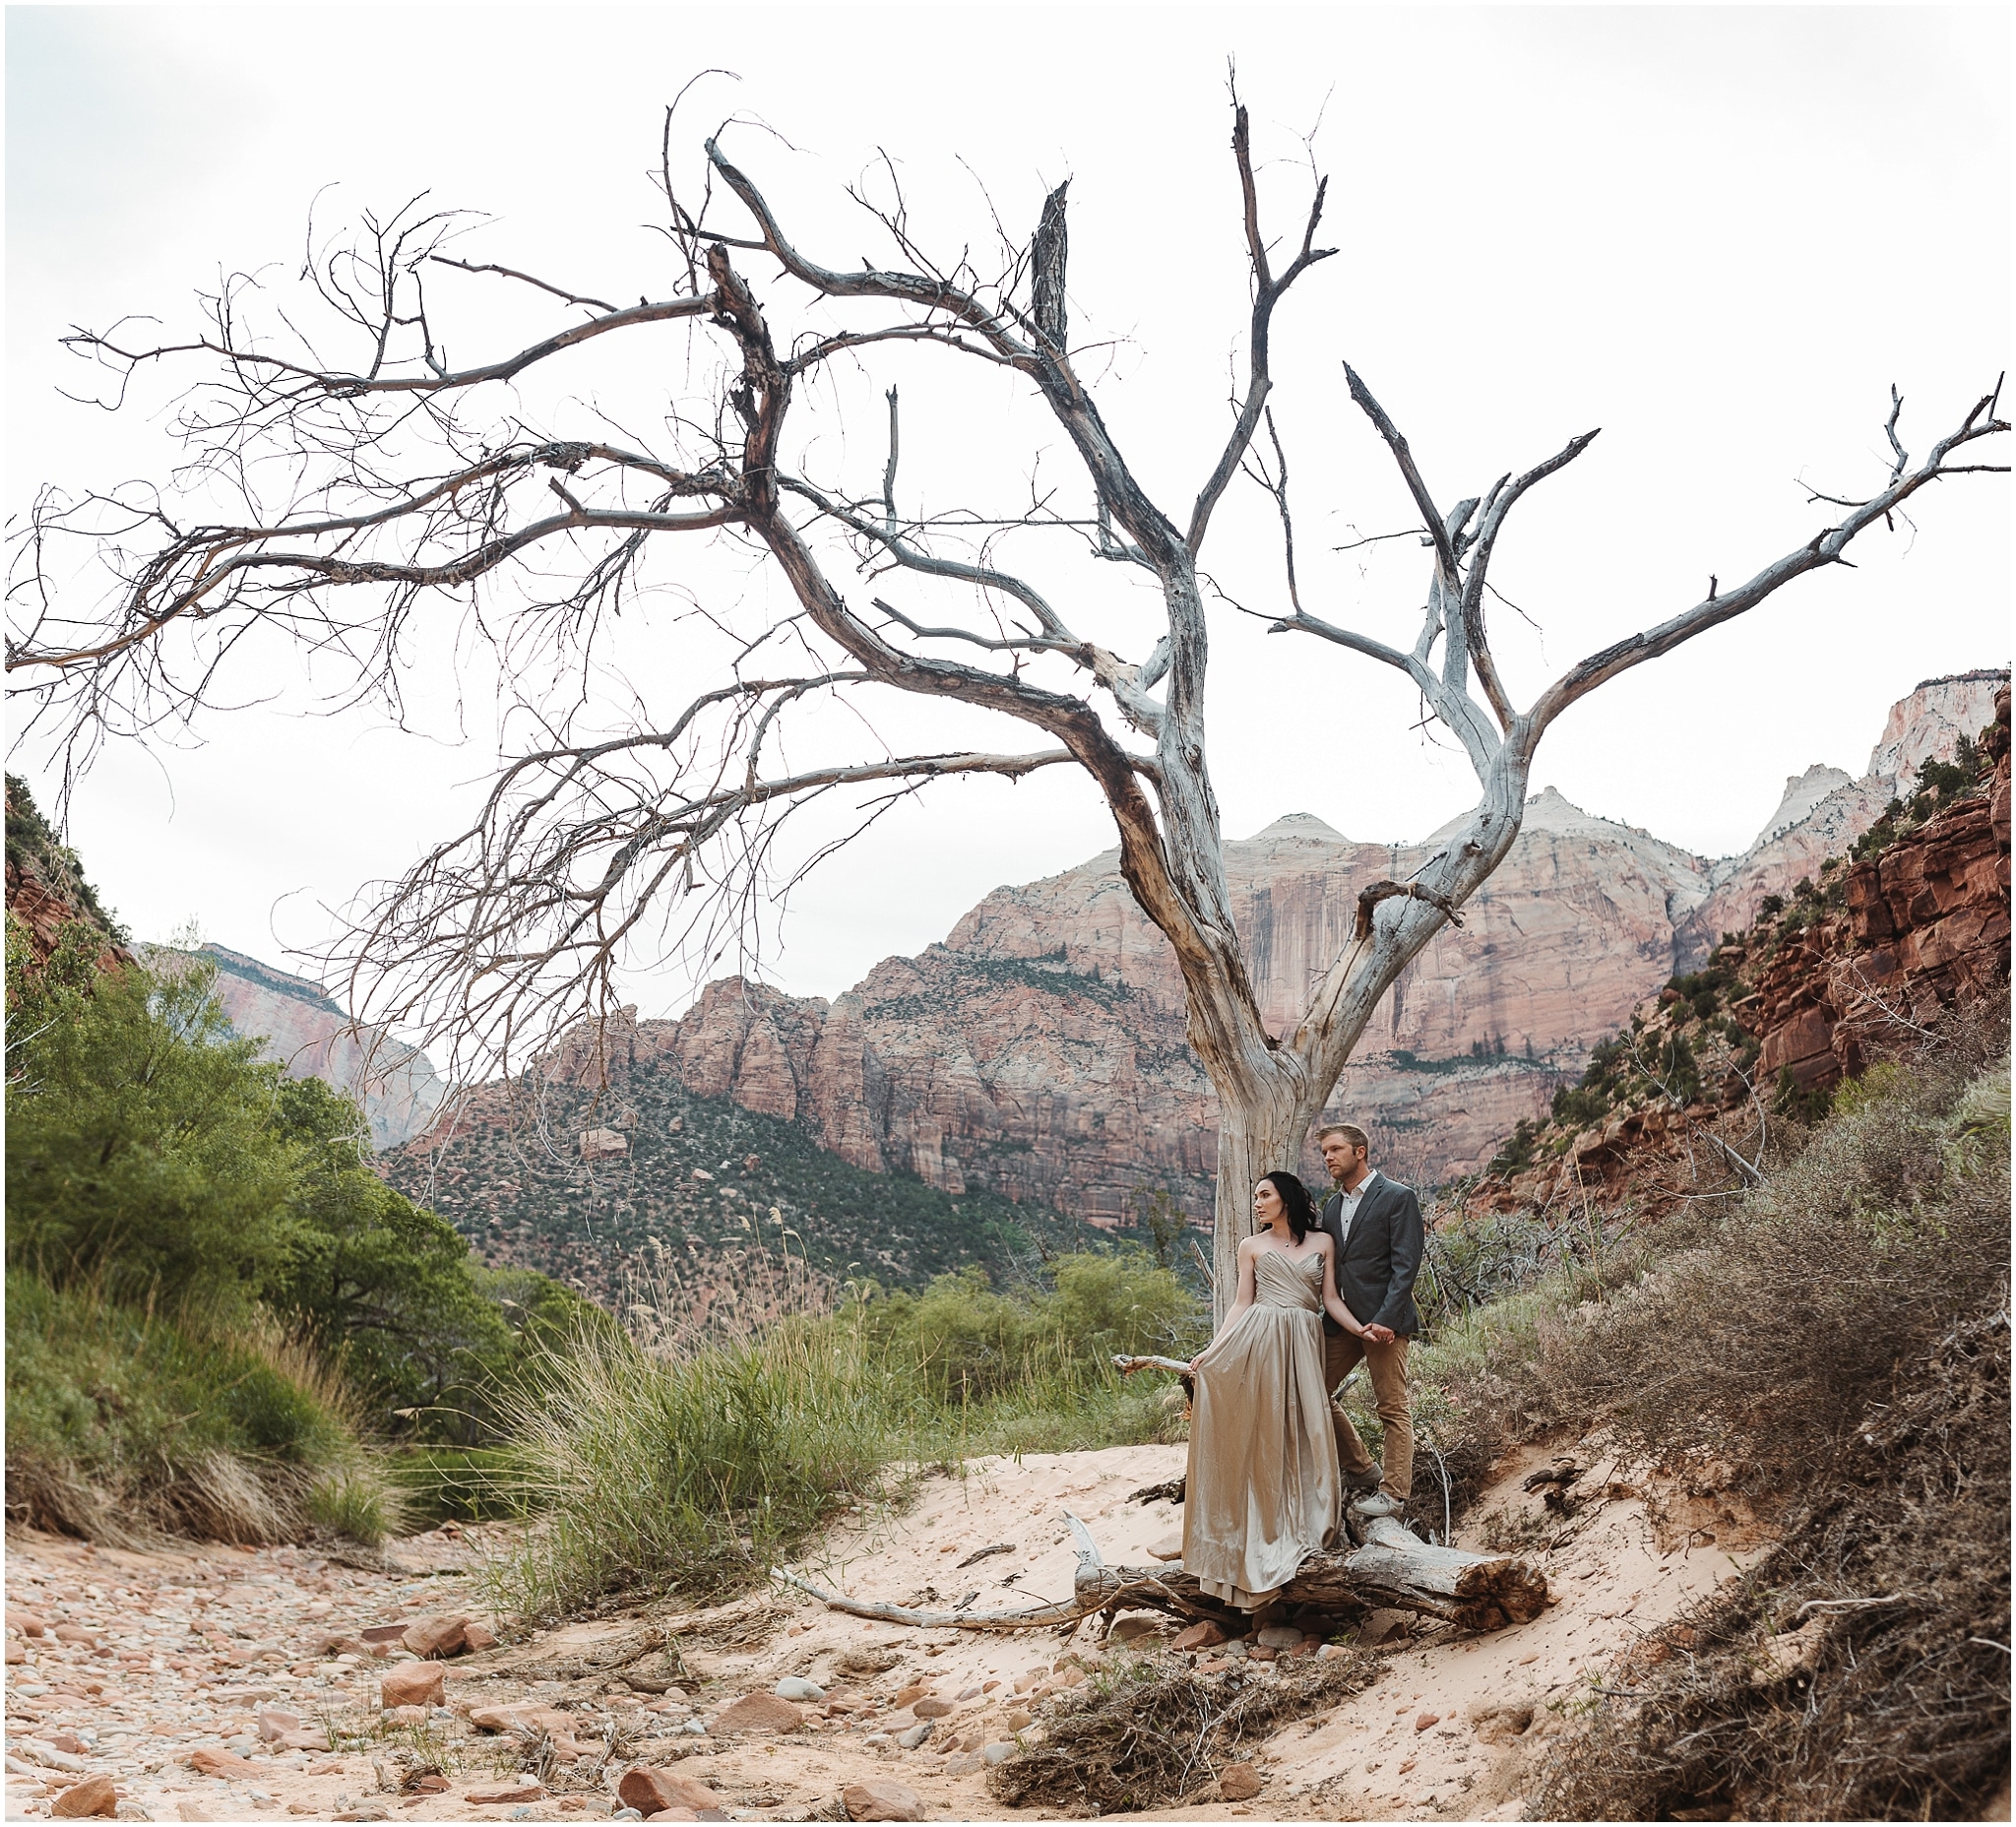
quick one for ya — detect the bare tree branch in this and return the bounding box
[428,255,619,315]
[1528,385,2007,735]
[1184,102,1335,559]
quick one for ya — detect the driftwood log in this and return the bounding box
[775,1505,1547,1638]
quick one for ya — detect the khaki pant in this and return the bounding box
[1324,1329,1413,1501]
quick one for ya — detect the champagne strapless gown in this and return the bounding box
[1181,1247,1341,1609]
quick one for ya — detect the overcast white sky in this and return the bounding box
[8,5,2009,1027]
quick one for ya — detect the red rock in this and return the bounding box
[1169,1620,1228,1653]
[645,1812,700,1824]
[388,675,2008,1256]
[50,1625,99,1647]
[378,1661,446,1708]
[188,1747,260,1776]
[712,1692,803,1733]
[50,1775,119,1818]
[400,1614,469,1658]
[469,1704,575,1735]
[1218,1764,1263,1801]
[618,1768,723,1814]
[911,1696,954,1718]
[461,1621,498,1653]
[841,1780,925,1822]
[1415,1711,1440,1732]
[358,1624,409,1643]
[465,1787,543,1806]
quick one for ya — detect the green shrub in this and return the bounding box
[1456,1044,2007,1499]
[1551,1034,1630,1128]
[302,1467,405,1546]
[8,922,597,1451]
[848,1250,1202,1403]
[1489,1117,1539,1173]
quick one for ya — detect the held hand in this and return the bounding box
[1362,1323,1396,1346]
[1187,1355,1204,1374]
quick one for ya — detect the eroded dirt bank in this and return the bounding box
[5,1439,1760,1822]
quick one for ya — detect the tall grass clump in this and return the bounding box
[491,1289,902,1620]
[5,1271,400,1545]
[490,1241,1205,1619]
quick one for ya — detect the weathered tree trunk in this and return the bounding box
[1207,1084,1321,1321]
[772,1508,1547,1639]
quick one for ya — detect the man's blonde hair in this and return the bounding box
[1316,1122,1369,1155]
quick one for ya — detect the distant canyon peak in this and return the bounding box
[191,945,443,1152]
[394,668,2004,1217]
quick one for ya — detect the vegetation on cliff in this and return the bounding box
[4,773,123,943]
[381,1052,1097,1308]
[1390,716,2011,1819]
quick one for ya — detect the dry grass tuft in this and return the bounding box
[1534,1308,2010,1822]
[986,1648,1377,1815]
[6,1274,400,1546]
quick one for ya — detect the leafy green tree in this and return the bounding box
[1045,1250,1199,1360]
[263,1074,509,1425]
[845,1247,1202,1402]
[6,941,300,1311]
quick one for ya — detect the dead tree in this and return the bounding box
[775,1508,1547,1637]
[7,93,2006,1312]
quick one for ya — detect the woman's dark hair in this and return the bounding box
[1259,1170,1318,1244]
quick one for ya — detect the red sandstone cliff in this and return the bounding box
[411,673,2005,1222]
[190,945,444,1151]
[4,776,132,977]
[1458,683,2010,1233]
[1742,682,2010,1096]
[1679,668,2006,956]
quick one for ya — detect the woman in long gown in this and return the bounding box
[1182,1170,1376,1610]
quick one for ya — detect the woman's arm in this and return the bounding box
[1316,1233,1369,1339]
[1190,1239,1260,1369]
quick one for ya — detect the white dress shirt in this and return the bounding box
[1334,1167,1383,1249]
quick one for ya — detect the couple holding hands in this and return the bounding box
[1181,1124,1424,1610]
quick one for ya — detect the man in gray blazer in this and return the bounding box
[1315,1122,1423,1520]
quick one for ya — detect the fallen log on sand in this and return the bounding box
[776,1506,1547,1637]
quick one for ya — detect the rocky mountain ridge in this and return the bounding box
[1456,679,2010,1235]
[189,944,445,1152]
[399,669,2003,1224]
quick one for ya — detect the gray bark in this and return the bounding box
[772,1507,1548,1637]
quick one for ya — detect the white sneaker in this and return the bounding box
[1351,1490,1404,1519]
